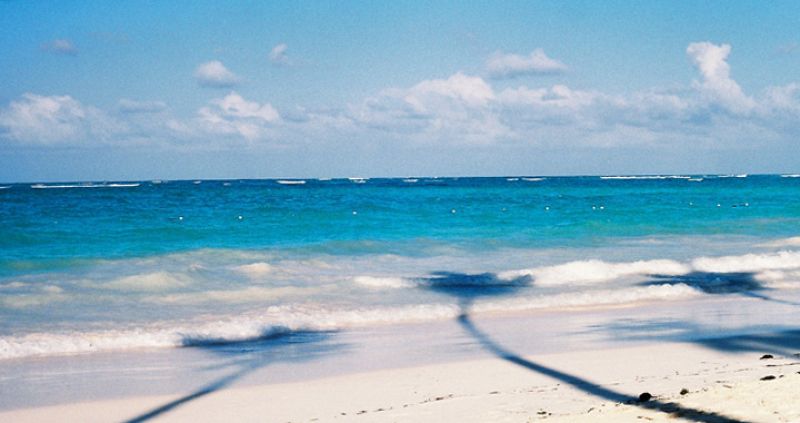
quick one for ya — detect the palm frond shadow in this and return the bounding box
[422,271,749,423]
[642,271,800,306]
[123,329,342,423]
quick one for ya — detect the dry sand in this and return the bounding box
[2,339,798,422]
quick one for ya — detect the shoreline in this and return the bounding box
[2,335,798,422]
[2,291,800,413]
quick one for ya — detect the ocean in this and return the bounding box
[2,174,800,361]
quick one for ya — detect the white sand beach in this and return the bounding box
[2,331,798,422]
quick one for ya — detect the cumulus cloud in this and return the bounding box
[41,39,78,56]
[486,49,567,79]
[686,42,756,113]
[0,93,122,144]
[345,41,800,147]
[353,72,507,143]
[269,43,291,65]
[196,91,280,140]
[4,41,800,153]
[194,60,239,88]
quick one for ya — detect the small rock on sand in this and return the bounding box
[638,392,652,402]
[760,354,774,360]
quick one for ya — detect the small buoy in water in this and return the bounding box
[238,215,243,220]
[745,202,749,207]
[451,209,456,214]
[599,206,605,210]
[689,202,693,206]
[592,206,596,210]
[178,216,184,221]
[545,206,550,211]
[352,211,357,215]
[717,203,721,207]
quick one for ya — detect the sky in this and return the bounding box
[1,0,799,182]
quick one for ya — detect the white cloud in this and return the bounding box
[353,73,507,143]
[404,72,495,110]
[196,92,280,140]
[344,42,800,148]
[194,61,239,88]
[0,93,121,144]
[41,39,77,56]
[5,41,800,154]
[269,43,291,65]
[686,42,756,113]
[486,49,567,79]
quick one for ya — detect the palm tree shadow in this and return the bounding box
[123,329,342,423]
[595,318,800,357]
[642,271,800,306]
[422,271,749,423]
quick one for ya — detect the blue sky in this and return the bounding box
[1,0,799,181]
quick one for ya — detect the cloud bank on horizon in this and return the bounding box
[2,41,797,150]
[0,1,799,180]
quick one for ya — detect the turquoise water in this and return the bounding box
[2,175,799,269]
[1,175,800,359]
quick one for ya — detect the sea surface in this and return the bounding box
[2,175,800,361]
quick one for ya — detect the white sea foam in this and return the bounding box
[106,183,140,187]
[499,251,800,287]
[353,276,415,289]
[0,283,703,360]
[600,175,690,180]
[522,177,544,182]
[276,180,306,185]
[471,283,700,314]
[0,303,458,360]
[0,281,29,289]
[4,247,800,360]
[0,285,68,309]
[146,285,321,305]
[231,262,273,278]
[102,271,190,292]
[30,183,139,189]
[753,268,800,289]
[691,251,800,274]
[781,174,800,178]
[0,186,11,190]
[403,178,418,183]
[758,237,800,248]
[499,259,690,286]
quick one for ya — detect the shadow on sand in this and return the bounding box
[642,270,800,306]
[422,271,750,423]
[593,317,800,358]
[123,329,342,423]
